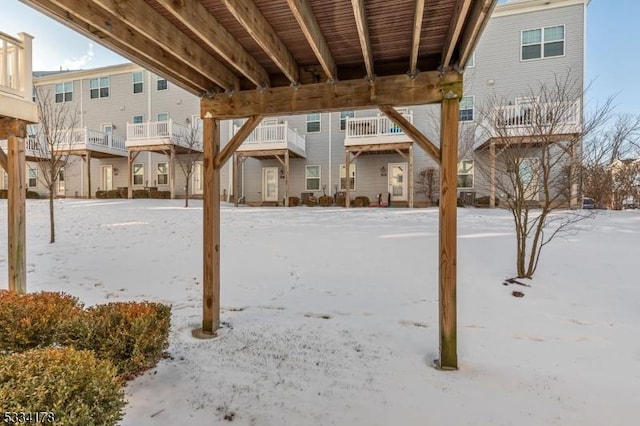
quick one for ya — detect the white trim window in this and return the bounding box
[1,170,8,190]
[132,115,144,124]
[133,163,144,186]
[306,113,321,133]
[339,163,356,191]
[89,76,110,99]
[157,76,168,91]
[27,167,37,188]
[157,113,169,122]
[457,160,474,189]
[521,25,565,61]
[157,162,168,185]
[191,114,203,129]
[55,81,73,103]
[339,111,355,131]
[466,53,475,68]
[459,96,474,121]
[305,165,321,191]
[133,71,143,94]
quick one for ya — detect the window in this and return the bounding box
[306,113,321,133]
[133,71,143,94]
[1,171,8,190]
[157,162,168,185]
[457,160,474,189]
[459,96,474,121]
[89,76,109,99]
[27,168,37,188]
[305,165,321,191]
[55,82,72,103]
[157,113,169,122]
[157,77,168,91]
[521,25,564,60]
[466,53,475,68]
[132,115,144,124]
[133,163,144,186]
[191,115,203,129]
[339,111,355,131]
[339,164,356,191]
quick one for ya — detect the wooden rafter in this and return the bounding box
[214,115,263,168]
[458,0,497,67]
[351,0,375,79]
[91,0,239,91]
[202,71,462,119]
[378,105,441,164]
[442,0,473,68]
[409,0,426,77]
[25,0,212,94]
[220,0,300,85]
[0,147,7,171]
[286,0,337,82]
[155,0,269,89]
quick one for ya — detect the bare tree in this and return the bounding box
[176,122,203,208]
[476,71,611,278]
[416,167,439,204]
[611,159,640,209]
[33,89,79,244]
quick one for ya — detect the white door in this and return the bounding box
[102,165,113,191]
[388,163,407,201]
[57,167,65,196]
[262,167,278,202]
[519,158,539,201]
[193,162,203,195]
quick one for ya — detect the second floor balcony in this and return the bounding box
[0,136,44,161]
[235,120,306,158]
[0,30,37,123]
[488,101,582,138]
[344,111,413,146]
[126,119,202,152]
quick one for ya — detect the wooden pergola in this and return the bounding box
[21,0,497,370]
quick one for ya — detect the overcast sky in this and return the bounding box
[2,0,638,115]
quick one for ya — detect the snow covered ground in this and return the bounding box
[1,199,639,426]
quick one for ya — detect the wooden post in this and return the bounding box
[438,94,459,370]
[86,150,92,199]
[169,146,176,199]
[233,154,239,207]
[127,151,133,199]
[202,113,220,334]
[284,150,290,207]
[408,144,414,208]
[345,149,351,207]
[7,123,27,293]
[489,140,496,208]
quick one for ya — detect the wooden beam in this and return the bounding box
[7,131,27,293]
[0,146,7,171]
[284,150,290,207]
[233,154,239,207]
[202,113,220,334]
[457,0,497,67]
[24,0,213,94]
[202,70,462,119]
[409,0,425,77]
[351,0,375,79]
[286,0,337,82]
[169,146,176,200]
[90,0,238,91]
[214,116,263,168]
[408,144,415,208]
[155,0,269,88]
[86,151,92,199]
[438,95,459,370]
[345,150,351,208]
[127,151,141,199]
[442,0,473,68]
[220,0,299,84]
[379,105,441,165]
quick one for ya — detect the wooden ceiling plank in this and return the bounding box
[458,0,498,68]
[25,0,211,94]
[442,0,473,68]
[220,0,299,85]
[409,0,426,77]
[155,0,269,89]
[286,0,337,82]
[351,0,375,79]
[90,0,239,91]
[201,70,463,119]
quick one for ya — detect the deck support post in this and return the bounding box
[169,146,176,199]
[233,154,239,207]
[127,151,141,199]
[202,113,220,335]
[284,150,290,207]
[489,140,496,208]
[345,149,351,207]
[409,144,414,208]
[86,150,92,199]
[438,94,459,370]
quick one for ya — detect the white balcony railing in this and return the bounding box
[344,112,414,146]
[126,119,202,150]
[0,31,33,100]
[493,102,580,129]
[20,127,127,156]
[235,121,306,156]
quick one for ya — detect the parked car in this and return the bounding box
[582,197,595,209]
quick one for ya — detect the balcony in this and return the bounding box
[235,121,306,158]
[126,119,202,152]
[0,31,37,123]
[488,101,582,138]
[0,136,45,161]
[344,112,413,147]
[62,128,127,157]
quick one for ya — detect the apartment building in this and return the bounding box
[7,0,588,206]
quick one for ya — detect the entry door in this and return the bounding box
[388,163,407,201]
[102,165,113,191]
[519,158,539,201]
[262,167,279,202]
[57,167,65,196]
[193,162,203,195]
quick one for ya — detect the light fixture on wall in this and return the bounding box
[279,168,285,179]
[380,166,387,176]
[176,99,182,105]
[113,168,119,176]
